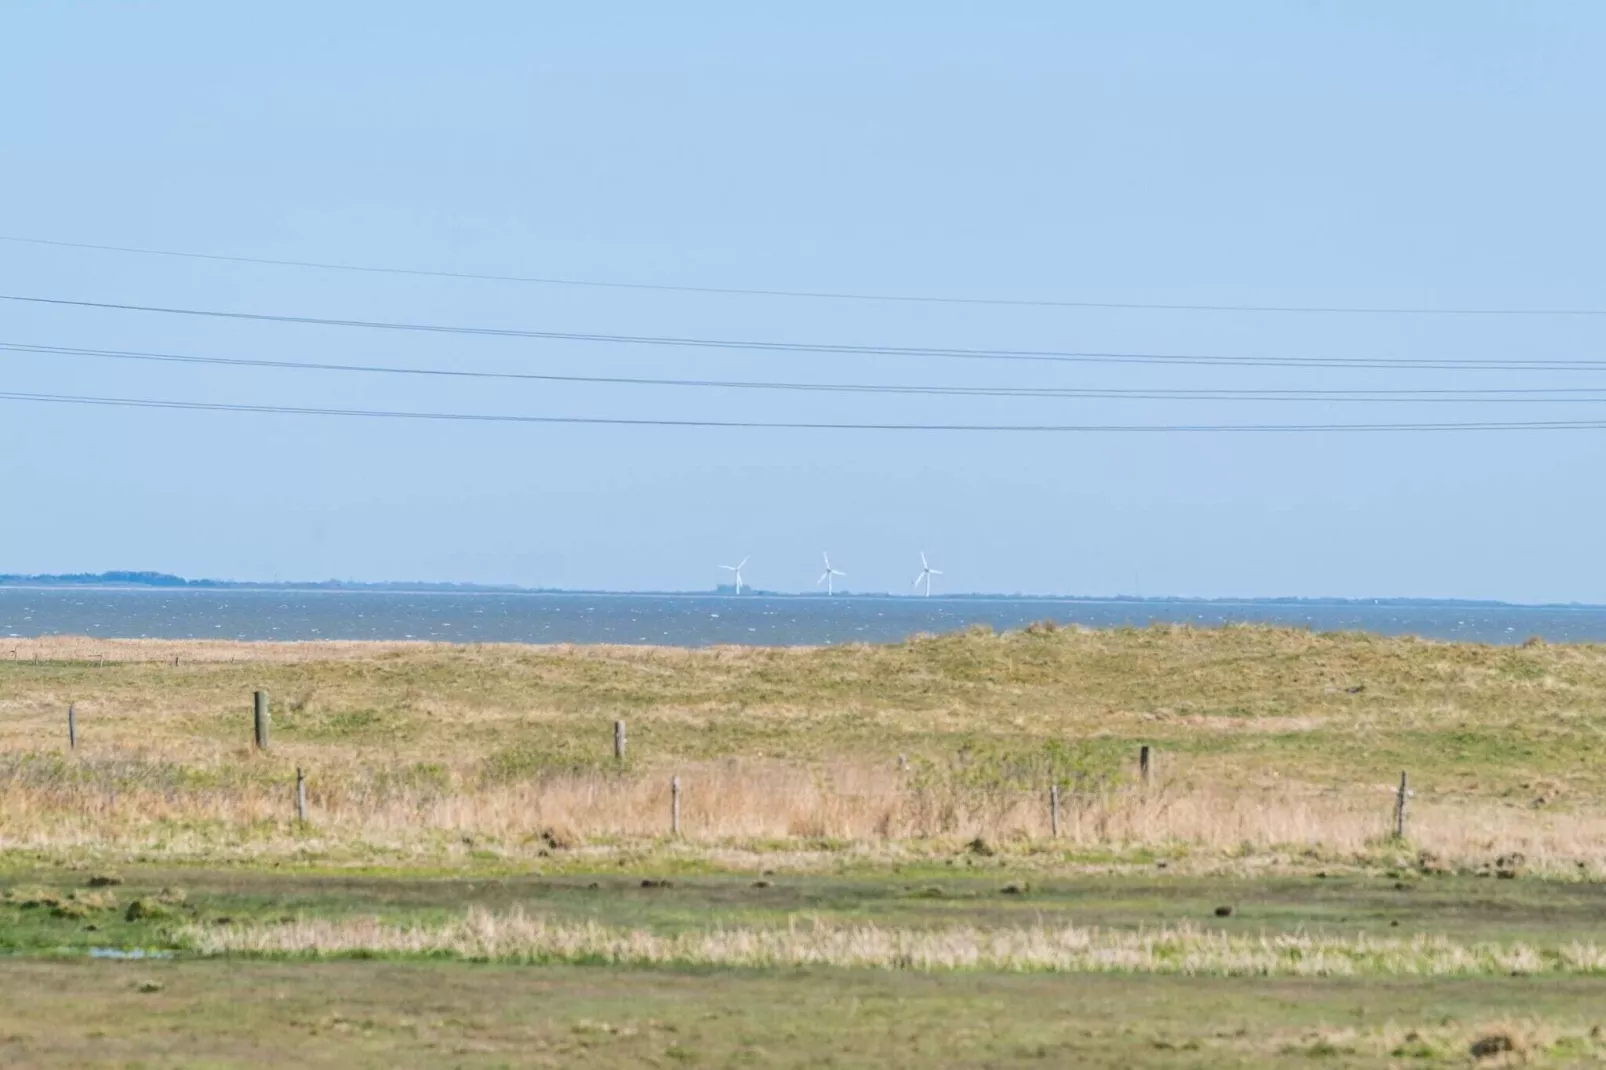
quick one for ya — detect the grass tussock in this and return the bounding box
[184,907,1606,977]
[1273,1020,1591,1063]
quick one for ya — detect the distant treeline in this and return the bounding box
[0,571,528,593]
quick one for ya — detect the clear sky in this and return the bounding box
[2,2,1604,601]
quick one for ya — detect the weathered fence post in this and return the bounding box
[1140,744,1151,786]
[295,767,307,824]
[671,775,681,836]
[1394,771,1409,840]
[67,703,77,751]
[1049,783,1060,839]
[253,690,270,750]
[614,720,626,762]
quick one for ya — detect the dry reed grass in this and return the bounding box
[183,907,1606,976]
[0,753,1597,872]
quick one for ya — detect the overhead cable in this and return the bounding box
[14,340,1606,401]
[1,234,1600,316]
[7,390,1606,432]
[6,293,1606,373]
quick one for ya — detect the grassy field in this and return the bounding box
[5,864,1606,1065]
[16,958,1606,1068]
[4,625,1606,1065]
[9,861,1606,1060]
[1,625,1604,869]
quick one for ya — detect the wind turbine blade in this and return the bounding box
[818,571,828,585]
[920,552,929,569]
[930,568,944,575]
[738,556,750,570]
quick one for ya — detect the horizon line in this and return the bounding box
[0,571,1599,611]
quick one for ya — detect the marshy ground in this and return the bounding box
[3,625,1606,1065]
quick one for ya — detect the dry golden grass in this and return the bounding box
[184,907,1606,976]
[0,630,1576,774]
[2,625,1604,869]
[0,758,1597,873]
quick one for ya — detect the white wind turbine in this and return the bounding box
[913,552,943,597]
[817,552,846,596]
[720,556,750,594]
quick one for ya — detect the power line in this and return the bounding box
[15,339,1606,402]
[2,233,1601,317]
[6,292,1606,373]
[5,389,1606,432]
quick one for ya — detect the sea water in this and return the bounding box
[2,588,1602,645]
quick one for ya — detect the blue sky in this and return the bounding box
[2,2,1604,600]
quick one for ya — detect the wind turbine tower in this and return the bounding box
[719,556,750,595]
[817,553,846,596]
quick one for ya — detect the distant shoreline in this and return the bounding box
[0,574,1598,611]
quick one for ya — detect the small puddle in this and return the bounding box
[88,948,174,960]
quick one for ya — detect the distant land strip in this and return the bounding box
[0,571,1595,609]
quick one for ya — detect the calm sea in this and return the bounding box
[1,588,1603,646]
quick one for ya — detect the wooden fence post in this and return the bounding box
[67,704,76,751]
[296,767,307,824]
[1049,784,1060,839]
[1140,744,1151,786]
[671,775,681,836]
[1394,771,1408,840]
[614,720,626,762]
[253,691,270,751]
